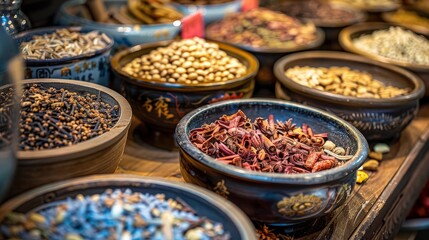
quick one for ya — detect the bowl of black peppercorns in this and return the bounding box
[9,79,132,196]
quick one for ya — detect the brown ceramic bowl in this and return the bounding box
[111,40,258,150]
[0,174,257,239]
[12,79,132,196]
[339,22,429,96]
[382,7,429,36]
[274,51,425,141]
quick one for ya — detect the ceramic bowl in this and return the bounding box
[0,174,256,239]
[339,22,429,97]
[274,51,425,141]
[171,0,241,25]
[176,99,369,224]
[54,0,182,48]
[12,79,132,196]
[382,7,429,36]
[111,40,258,150]
[14,26,114,87]
[206,25,325,86]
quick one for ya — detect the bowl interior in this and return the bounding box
[112,41,258,90]
[0,176,251,239]
[177,99,368,184]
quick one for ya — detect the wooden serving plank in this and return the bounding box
[118,104,429,240]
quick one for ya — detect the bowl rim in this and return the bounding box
[0,174,257,240]
[170,0,242,8]
[270,0,367,28]
[110,40,259,92]
[339,22,429,72]
[336,0,400,12]
[381,7,429,36]
[14,26,114,66]
[17,79,132,164]
[206,23,325,54]
[58,0,183,28]
[273,50,425,107]
[176,98,369,185]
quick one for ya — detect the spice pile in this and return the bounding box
[385,9,429,29]
[20,29,112,60]
[173,0,233,5]
[122,38,247,84]
[128,0,183,24]
[0,189,230,240]
[0,87,14,147]
[189,110,353,174]
[285,66,410,98]
[19,84,119,151]
[352,26,429,65]
[206,8,318,49]
[276,0,360,24]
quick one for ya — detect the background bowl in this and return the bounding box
[54,0,182,48]
[339,22,429,97]
[382,6,429,36]
[207,27,325,86]
[12,79,132,196]
[171,0,241,25]
[176,99,369,224]
[0,174,257,240]
[14,26,114,87]
[111,40,258,150]
[274,51,425,141]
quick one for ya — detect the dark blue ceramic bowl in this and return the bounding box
[176,99,369,225]
[14,26,114,87]
[0,174,256,240]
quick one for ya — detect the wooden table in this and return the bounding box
[118,100,429,240]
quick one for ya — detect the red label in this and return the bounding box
[241,0,258,12]
[181,11,204,39]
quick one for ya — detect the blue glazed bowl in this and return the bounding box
[14,26,114,87]
[176,99,369,225]
[55,0,182,48]
[171,0,241,25]
[0,174,257,239]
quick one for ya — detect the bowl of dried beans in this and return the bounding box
[175,99,369,225]
[9,79,132,196]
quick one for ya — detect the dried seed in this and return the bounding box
[363,160,379,171]
[374,143,390,154]
[369,151,383,161]
[356,170,369,184]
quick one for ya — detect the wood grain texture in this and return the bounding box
[119,104,429,239]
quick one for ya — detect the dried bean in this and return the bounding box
[362,159,379,171]
[122,38,247,84]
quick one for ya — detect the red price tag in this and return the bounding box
[181,11,204,39]
[241,0,258,12]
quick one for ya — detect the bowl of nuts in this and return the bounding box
[274,51,425,141]
[206,8,325,85]
[111,37,258,149]
[175,99,369,224]
[55,0,183,48]
[170,0,242,25]
[14,26,114,87]
[0,174,256,239]
[339,22,429,97]
[12,79,132,196]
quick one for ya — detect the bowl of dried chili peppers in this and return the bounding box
[175,99,369,225]
[12,79,132,197]
[0,174,257,239]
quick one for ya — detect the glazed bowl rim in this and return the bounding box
[270,0,367,28]
[14,26,114,66]
[110,40,259,92]
[58,0,183,28]
[206,22,325,54]
[171,0,241,8]
[0,174,257,240]
[339,22,429,72]
[17,79,132,163]
[176,98,369,185]
[274,51,425,107]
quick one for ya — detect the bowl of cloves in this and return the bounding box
[11,79,132,196]
[0,174,256,239]
[175,99,369,225]
[14,26,114,87]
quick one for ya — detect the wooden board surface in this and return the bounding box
[118,103,429,240]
